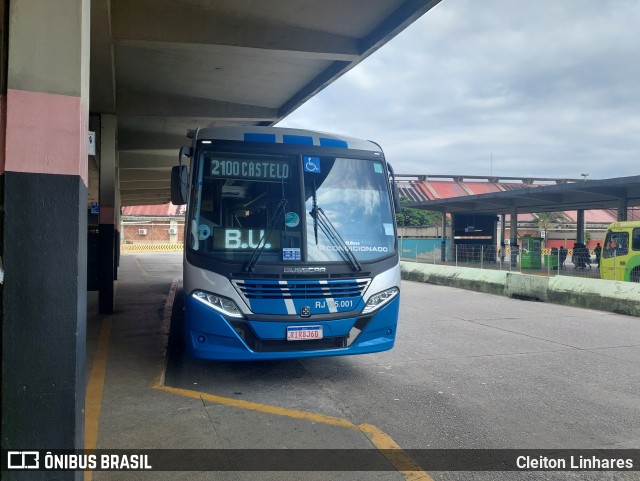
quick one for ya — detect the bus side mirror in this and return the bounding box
[386,163,401,213]
[171,165,188,205]
[392,183,401,214]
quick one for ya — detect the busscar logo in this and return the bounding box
[8,451,39,469]
[283,267,326,274]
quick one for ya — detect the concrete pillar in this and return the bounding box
[440,212,447,261]
[1,0,90,464]
[0,0,7,318]
[115,186,121,280]
[500,213,506,262]
[618,198,628,221]
[449,214,455,262]
[510,207,518,268]
[576,210,585,244]
[99,114,116,313]
[496,215,502,262]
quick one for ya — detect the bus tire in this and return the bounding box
[631,267,640,283]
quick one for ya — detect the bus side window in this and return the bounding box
[616,233,629,256]
[633,228,640,251]
[604,235,615,258]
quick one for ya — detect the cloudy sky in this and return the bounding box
[278,0,640,180]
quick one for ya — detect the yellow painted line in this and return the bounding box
[359,424,434,481]
[155,384,433,480]
[162,279,179,335]
[155,384,355,429]
[134,257,150,277]
[84,316,113,481]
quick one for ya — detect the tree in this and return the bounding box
[535,212,564,240]
[398,197,442,227]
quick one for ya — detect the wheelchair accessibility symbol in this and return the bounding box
[304,156,321,173]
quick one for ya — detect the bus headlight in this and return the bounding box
[361,287,399,314]
[192,290,244,319]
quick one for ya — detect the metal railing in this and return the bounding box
[400,244,602,279]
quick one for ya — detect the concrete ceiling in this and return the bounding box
[89,0,442,206]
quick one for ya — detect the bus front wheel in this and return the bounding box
[631,267,640,283]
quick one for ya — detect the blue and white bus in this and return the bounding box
[171,126,401,360]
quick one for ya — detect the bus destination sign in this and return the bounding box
[210,159,290,180]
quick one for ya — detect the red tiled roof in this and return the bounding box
[463,182,502,195]
[562,210,618,223]
[416,182,437,200]
[122,203,186,216]
[506,213,537,222]
[396,178,625,224]
[427,181,468,198]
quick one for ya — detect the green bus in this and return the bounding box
[600,221,640,282]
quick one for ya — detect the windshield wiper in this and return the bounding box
[244,197,287,273]
[309,182,362,272]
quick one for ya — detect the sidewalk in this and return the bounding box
[402,255,602,280]
[86,253,418,481]
[401,260,640,317]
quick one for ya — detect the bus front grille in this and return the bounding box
[233,279,370,300]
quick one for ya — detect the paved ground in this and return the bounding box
[89,252,640,481]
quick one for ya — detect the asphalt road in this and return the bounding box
[159,253,640,480]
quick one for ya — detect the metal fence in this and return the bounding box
[400,243,602,279]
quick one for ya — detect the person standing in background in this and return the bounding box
[594,242,602,267]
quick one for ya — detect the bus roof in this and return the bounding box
[192,126,383,153]
[606,221,640,229]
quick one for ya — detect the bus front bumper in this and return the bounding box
[183,295,400,361]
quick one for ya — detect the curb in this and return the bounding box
[400,261,640,317]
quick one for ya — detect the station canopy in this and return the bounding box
[405,175,640,216]
[89,0,442,205]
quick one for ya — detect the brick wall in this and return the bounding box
[122,222,184,243]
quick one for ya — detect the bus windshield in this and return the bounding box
[188,152,396,264]
[304,156,395,262]
[602,230,629,259]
